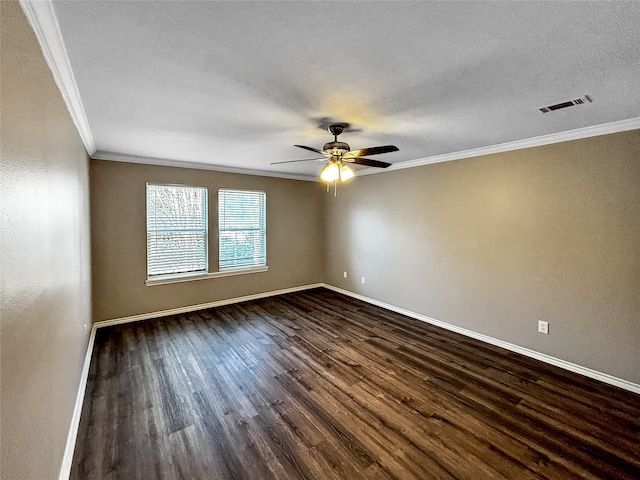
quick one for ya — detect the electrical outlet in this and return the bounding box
[361,277,366,284]
[538,320,549,334]
[343,271,347,278]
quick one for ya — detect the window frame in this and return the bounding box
[146,182,209,283]
[145,184,268,287]
[218,188,267,272]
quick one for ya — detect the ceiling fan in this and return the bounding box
[271,123,399,183]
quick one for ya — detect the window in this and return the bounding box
[146,183,208,279]
[218,189,266,270]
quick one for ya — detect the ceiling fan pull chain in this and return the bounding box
[334,181,337,197]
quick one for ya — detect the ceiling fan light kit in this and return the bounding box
[319,160,355,183]
[339,162,355,181]
[319,161,340,182]
[271,123,398,191]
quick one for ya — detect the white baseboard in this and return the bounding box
[322,284,640,395]
[94,283,324,329]
[60,283,323,478]
[58,324,97,480]
[95,282,640,394]
[64,279,638,480]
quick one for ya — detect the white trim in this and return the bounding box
[58,283,321,477]
[91,152,317,182]
[58,324,97,480]
[59,282,639,478]
[322,284,640,395]
[15,0,639,179]
[145,266,269,286]
[19,0,96,155]
[96,118,638,181]
[97,281,640,394]
[359,117,640,176]
[95,283,323,329]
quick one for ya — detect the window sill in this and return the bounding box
[145,266,269,286]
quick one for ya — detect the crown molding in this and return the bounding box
[19,0,96,155]
[360,116,640,176]
[96,118,639,182]
[18,0,638,179]
[91,151,317,182]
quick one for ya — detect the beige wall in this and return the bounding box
[90,160,324,321]
[0,2,92,479]
[324,130,640,384]
[3,3,637,479]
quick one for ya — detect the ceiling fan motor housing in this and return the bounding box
[323,124,350,154]
[323,141,350,155]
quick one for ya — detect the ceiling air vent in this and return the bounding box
[539,95,592,113]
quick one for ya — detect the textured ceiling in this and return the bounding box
[47,1,640,179]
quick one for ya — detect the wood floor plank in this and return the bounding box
[71,288,640,479]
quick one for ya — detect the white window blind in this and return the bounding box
[147,184,208,278]
[218,189,266,270]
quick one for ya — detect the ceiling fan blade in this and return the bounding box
[349,157,392,168]
[271,157,324,165]
[346,145,399,158]
[294,144,327,155]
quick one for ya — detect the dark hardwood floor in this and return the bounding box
[71,288,640,480]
